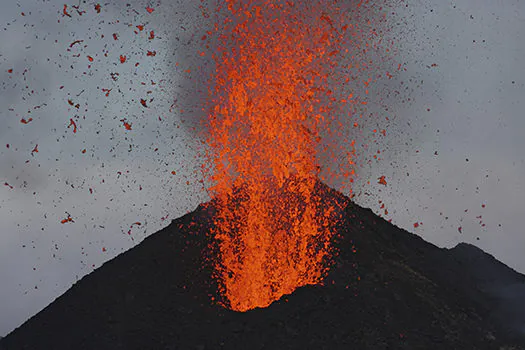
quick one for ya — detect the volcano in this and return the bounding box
[1,181,524,350]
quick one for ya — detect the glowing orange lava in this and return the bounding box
[205,1,356,311]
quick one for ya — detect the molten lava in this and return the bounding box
[205,1,355,311]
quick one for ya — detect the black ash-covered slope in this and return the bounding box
[2,181,524,350]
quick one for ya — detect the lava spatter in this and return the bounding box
[204,1,356,311]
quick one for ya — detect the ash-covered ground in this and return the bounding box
[1,181,524,350]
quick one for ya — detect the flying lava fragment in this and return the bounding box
[60,213,74,224]
[121,119,132,130]
[63,4,72,18]
[68,119,77,133]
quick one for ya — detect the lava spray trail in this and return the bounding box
[203,0,381,311]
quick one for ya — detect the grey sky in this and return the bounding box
[1,0,524,338]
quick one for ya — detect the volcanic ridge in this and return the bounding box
[1,181,525,349]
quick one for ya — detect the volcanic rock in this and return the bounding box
[1,182,524,349]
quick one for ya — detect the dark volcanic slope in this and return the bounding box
[2,182,524,350]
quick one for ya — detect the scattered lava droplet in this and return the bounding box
[68,119,77,133]
[119,55,126,63]
[378,176,387,186]
[69,40,83,48]
[60,213,74,224]
[458,227,463,234]
[20,118,33,124]
[120,119,132,130]
[63,4,72,17]
[146,6,154,14]
[413,222,419,228]
[94,3,101,13]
